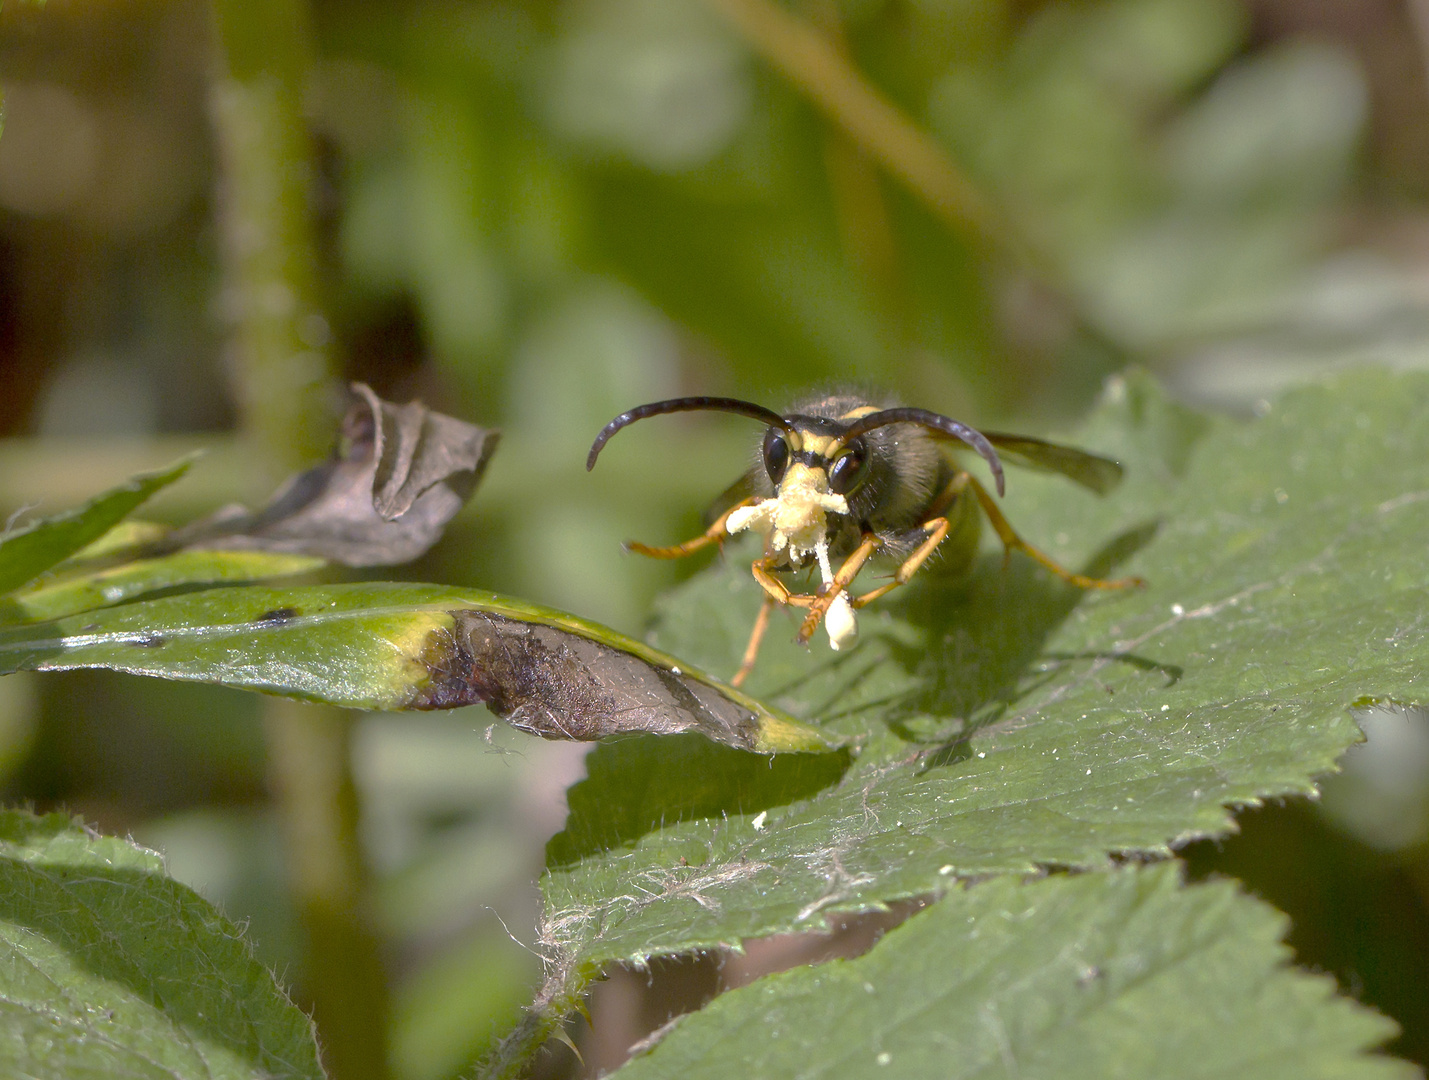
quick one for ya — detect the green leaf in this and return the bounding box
[0,582,831,753]
[0,458,192,596]
[2,549,327,624]
[0,809,323,1080]
[612,863,1411,1080]
[539,368,1429,968]
[549,732,851,868]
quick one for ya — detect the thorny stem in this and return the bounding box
[209,3,390,1080]
[477,963,588,1080]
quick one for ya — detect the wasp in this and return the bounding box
[587,392,1140,687]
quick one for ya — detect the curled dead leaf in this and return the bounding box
[171,384,498,565]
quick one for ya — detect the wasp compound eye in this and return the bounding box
[763,427,790,484]
[828,438,869,495]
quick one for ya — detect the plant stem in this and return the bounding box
[265,699,392,1080]
[703,0,1131,386]
[210,0,334,476]
[803,0,909,341]
[209,4,391,1079]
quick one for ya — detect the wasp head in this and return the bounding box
[724,418,873,585]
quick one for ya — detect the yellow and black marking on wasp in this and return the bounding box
[587,392,1142,687]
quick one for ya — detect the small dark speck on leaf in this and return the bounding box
[132,634,166,648]
[254,606,301,626]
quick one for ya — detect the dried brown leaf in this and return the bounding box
[172,384,498,565]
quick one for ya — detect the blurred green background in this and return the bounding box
[2,0,1428,1076]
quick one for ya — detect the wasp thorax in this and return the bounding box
[726,462,848,564]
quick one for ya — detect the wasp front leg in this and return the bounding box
[747,557,811,607]
[967,475,1142,590]
[797,472,977,644]
[792,514,958,648]
[850,516,952,608]
[796,533,882,644]
[625,496,757,560]
[730,558,818,688]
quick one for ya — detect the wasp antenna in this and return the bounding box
[586,396,791,470]
[841,408,1006,496]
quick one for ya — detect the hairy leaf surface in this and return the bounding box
[0,811,323,1080]
[613,863,1411,1080]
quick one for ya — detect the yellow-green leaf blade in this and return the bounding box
[3,549,327,622]
[0,582,831,753]
[0,458,192,597]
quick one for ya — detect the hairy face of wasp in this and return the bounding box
[762,423,871,496]
[737,399,950,571]
[732,418,861,577]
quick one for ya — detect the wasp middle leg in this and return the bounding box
[731,595,775,688]
[729,556,824,687]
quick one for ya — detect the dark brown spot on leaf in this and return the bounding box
[408,610,767,751]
